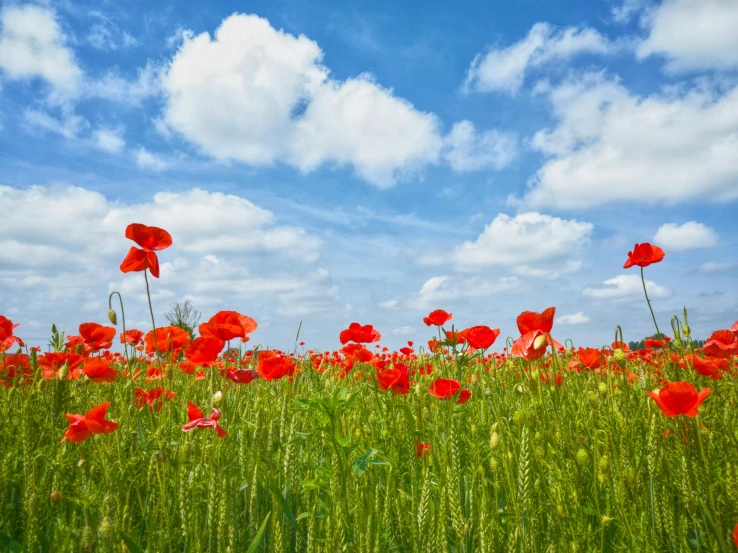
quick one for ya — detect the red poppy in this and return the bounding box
[0,353,33,386]
[121,329,145,346]
[428,378,471,404]
[339,322,381,345]
[181,401,226,438]
[415,442,431,457]
[517,307,556,335]
[577,347,603,370]
[672,354,722,380]
[647,381,711,418]
[134,387,176,412]
[144,326,191,354]
[223,369,260,384]
[79,323,116,351]
[125,223,173,251]
[61,401,119,443]
[83,359,118,383]
[38,352,84,379]
[0,316,24,352]
[623,243,665,269]
[257,351,296,381]
[510,330,548,361]
[702,330,738,358]
[377,363,410,395]
[423,309,452,326]
[184,337,225,365]
[199,311,250,341]
[120,247,162,278]
[459,326,500,350]
[644,336,671,349]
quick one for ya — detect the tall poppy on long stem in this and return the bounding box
[119,223,172,370]
[624,243,665,337]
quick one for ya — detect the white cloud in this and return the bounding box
[637,0,738,72]
[85,62,161,105]
[86,12,138,51]
[160,13,447,187]
[699,261,736,273]
[378,299,399,310]
[520,73,738,209]
[558,312,591,325]
[91,126,126,153]
[463,22,613,94]
[583,274,671,301]
[406,275,521,310]
[133,147,171,171]
[393,326,414,335]
[22,108,86,138]
[653,222,718,251]
[0,4,82,98]
[443,120,518,171]
[612,0,650,23]
[419,212,593,276]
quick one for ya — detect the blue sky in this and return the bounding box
[1,0,737,351]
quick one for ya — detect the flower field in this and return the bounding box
[1,225,738,552]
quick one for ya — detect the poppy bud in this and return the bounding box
[555,504,565,518]
[50,490,62,505]
[533,334,547,351]
[598,455,610,474]
[212,391,223,408]
[587,390,598,409]
[58,361,69,380]
[78,459,85,468]
[613,349,627,369]
[576,448,590,466]
[598,382,608,395]
[490,431,500,451]
[98,518,114,538]
[683,324,690,338]
[108,309,117,326]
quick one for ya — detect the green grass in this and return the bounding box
[1,349,737,552]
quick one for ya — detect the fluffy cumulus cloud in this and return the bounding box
[443,121,518,171]
[160,13,444,187]
[419,212,593,277]
[406,275,521,310]
[654,222,718,251]
[91,126,126,153]
[463,22,613,94]
[0,4,83,98]
[637,0,738,72]
[0,185,338,340]
[583,274,671,301]
[520,73,738,209]
[558,312,590,325]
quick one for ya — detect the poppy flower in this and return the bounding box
[257,352,296,381]
[510,330,548,361]
[644,336,671,349]
[83,359,118,383]
[121,329,144,346]
[415,442,431,457]
[184,337,225,365]
[61,402,119,443]
[1,353,33,387]
[134,387,176,412]
[79,323,116,351]
[38,352,84,379]
[0,316,24,352]
[223,369,260,384]
[672,354,722,381]
[647,381,711,418]
[577,348,604,370]
[120,247,162,278]
[623,243,665,269]
[339,323,381,345]
[428,378,472,404]
[200,311,250,341]
[423,309,452,327]
[459,326,500,350]
[181,401,226,438]
[377,363,410,395]
[702,330,738,359]
[144,326,191,354]
[516,307,556,335]
[125,223,173,251]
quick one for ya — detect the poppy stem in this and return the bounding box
[640,267,662,338]
[143,267,163,373]
[108,291,128,362]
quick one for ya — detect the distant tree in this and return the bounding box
[165,300,201,340]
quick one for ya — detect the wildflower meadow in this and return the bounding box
[1,223,738,553]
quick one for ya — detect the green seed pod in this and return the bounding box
[555,504,566,518]
[108,309,117,326]
[490,431,500,451]
[613,348,627,369]
[598,382,608,395]
[211,390,223,408]
[98,518,114,538]
[58,361,69,380]
[598,455,610,474]
[587,390,599,409]
[576,448,590,466]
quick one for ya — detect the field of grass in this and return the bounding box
[1,226,737,553]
